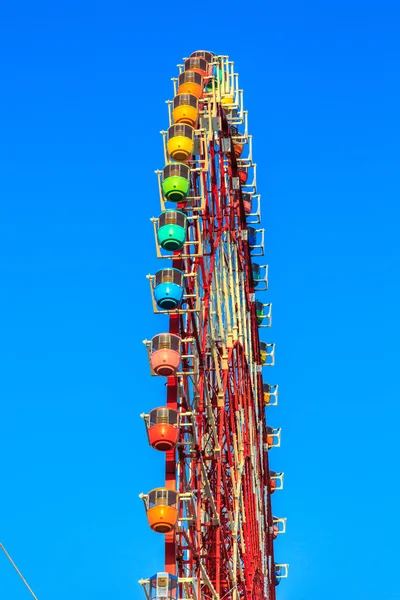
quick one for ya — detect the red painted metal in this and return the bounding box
[147,55,281,599]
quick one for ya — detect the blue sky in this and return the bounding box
[1,1,400,599]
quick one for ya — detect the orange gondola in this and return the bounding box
[144,488,178,534]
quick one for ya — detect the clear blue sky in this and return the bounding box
[1,1,399,599]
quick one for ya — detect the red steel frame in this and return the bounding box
[152,54,279,600]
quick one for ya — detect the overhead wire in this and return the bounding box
[0,543,39,599]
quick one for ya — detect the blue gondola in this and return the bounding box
[274,565,282,586]
[153,268,184,310]
[248,226,257,248]
[252,262,261,286]
[148,572,178,599]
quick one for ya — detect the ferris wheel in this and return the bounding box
[139,51,288,600]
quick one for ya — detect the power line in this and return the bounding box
[0,543,39,599]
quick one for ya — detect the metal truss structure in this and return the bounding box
[140,52,288,600]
